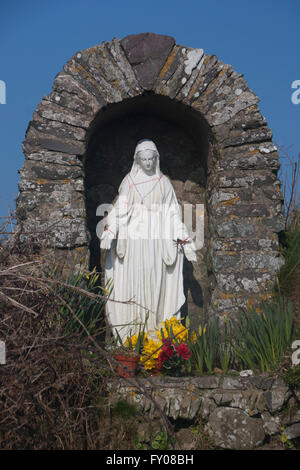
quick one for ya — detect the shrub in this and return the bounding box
[48,263,112,341]
[284,365,300,388]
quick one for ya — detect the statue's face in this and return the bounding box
[138,149,156,173]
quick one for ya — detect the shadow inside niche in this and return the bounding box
[181,257,204,327]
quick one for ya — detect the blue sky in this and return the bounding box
[0,0,299,218]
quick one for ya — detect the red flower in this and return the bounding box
[158,339,174,364]
[175,342,191,360]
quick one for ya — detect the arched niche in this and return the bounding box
[85,92,212,321]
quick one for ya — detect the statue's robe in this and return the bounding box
[104,171,191,341]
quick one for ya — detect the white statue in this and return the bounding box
[100,139,197,342]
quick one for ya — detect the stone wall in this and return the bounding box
[16,32,285,322]
[108,375,300,450]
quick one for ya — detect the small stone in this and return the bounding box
[240,370,254,377]
[192,376,220,389]
[121,32,175,90]
[261,412,281,435]
[222,377,245,390]
[264,388,291,413]
[235,88,243,96]
[175,428,198,450]
[206,407,265,449]
[262,217,285,234]
[285,423,300,440]
[199,396,216,420]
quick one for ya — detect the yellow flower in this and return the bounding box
[197,325,207,336]
[124,315,192,370]
[157,316,188,343]
[125,333,138,349]
[125,333,148,350]
[189,331,197,344]
[141,337,162,370]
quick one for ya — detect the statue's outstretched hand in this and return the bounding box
[183,240,197,262]
[100,237,112,250]
[100,227,115,250]
[184,246,197,262]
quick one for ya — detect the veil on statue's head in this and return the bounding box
[130,139,160,177]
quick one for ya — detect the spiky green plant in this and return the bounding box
[218,319,232,375]
[202,317,219,374]
[230,296,294,372]
[188,325,205,374]
[49,264,112,340]
[188,319,220,375]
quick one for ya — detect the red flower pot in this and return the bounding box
[114,354,140,378]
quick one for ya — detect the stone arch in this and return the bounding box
[17,32,284,321]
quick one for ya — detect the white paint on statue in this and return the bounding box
[100,139,197,342]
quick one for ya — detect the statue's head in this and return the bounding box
[138,148,156,172]
[134,139,159,175]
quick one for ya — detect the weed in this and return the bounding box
[280,427,294,449]
[151,430,169,450]
[111,399,138,420]
[284,364,300,388]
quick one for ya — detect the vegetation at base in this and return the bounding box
[150,430,169,450]
[135,428,174,450]
[187,294,295,375]
[284,364,300,388]
[48,262,112,341]
[0,228,147,450]
[279,426,294,449]
[111,400,138,419]
[229,296,294,373]
[278,215,300,335]
[277,148,300,334]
